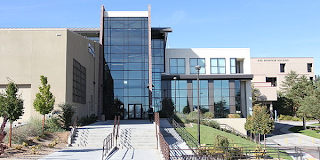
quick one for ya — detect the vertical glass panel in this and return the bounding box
[219,67,226,74]
[214,80,222,88]
[218,59,225,66]
[221,80,229,88]
[128,104,135,119]
[214,88,221,96]
[190,59,197,67]
[198,59,205,66]
[212,67,218,74]
[231,67,236,74]
[221,89,229,96]
[230,58,236,66]
[177,59,185,66]
[178,67,185,74]
[211,58,218,66]
[135,104,142,118]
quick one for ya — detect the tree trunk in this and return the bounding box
[264,134,266,150]
[9,122,13,147]
[258,134,261,144]
[42,115,45,131]
[303,117,306,130]
[0,116,8,142]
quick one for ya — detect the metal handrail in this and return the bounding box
[67,116,78,146]
[102,133,114,160]
[102,116,120,160]
[167,115,200,149]
[158,131,170,160]
[219,123,247,138]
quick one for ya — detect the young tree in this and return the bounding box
[33,76,55,131]
[0,94,8,153]
[53,103,75,130]
[0,82,24,147]
[245,105,274,148]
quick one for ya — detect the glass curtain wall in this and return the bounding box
[104,17,149,119]
[152,39,165,112]
[163,79,241,117]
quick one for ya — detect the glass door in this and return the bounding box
[128,104,142,119]
[134,104,142,119]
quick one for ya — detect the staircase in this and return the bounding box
[72,124,113,147]
[119,128,157,149]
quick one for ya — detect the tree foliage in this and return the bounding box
[53,103,75,130]
[33,75,55,130]
[0,81,24,147]
[245,105,274,145]
[2,82,24,122]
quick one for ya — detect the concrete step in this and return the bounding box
[108,149,161,160]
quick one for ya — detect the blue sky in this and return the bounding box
[1,0,319,75]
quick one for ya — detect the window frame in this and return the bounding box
[210,58,226,74]
[189,58,205,74]
[170,58,185,74]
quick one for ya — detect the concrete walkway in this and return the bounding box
[39,120,162,160]
[263,121,320,159]
[159,118,193,158]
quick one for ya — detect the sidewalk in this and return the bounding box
[39,120,162,160]
[263,121,320,159]
[159,118,193,156]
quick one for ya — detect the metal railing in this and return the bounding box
[159,131,171,160]
[166,146,303,160]
[219,123,247,138]
[102,116,120,160]
[167,114,200,149]
[67,117,78,146]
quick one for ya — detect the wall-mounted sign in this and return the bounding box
[257,59,289,62]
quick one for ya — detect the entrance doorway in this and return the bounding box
[127,104,143,119]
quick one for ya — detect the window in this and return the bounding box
[266,77,277,87]
[280,63,285,73]
[73,59,86,104]
[211,58,226,74]
[308,63,312,72]
[170,58,185,74]
[190,58,205,74]
[230,58,236,74]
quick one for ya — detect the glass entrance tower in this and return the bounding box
[103,11,150,119]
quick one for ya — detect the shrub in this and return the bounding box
[291,117,302,121]
[206,120,220,129]
[15,145,23,150]
[45,117,64,132]
[182,106,191,114]
[203,112,214,119]
[78,114,97,126]
[227,114,241,118]
[214,135,229,152]
[53,103,76,130]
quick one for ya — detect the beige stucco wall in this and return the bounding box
[251,57,315,101]
[0,29,100,123]
[214,118,247,135]
[65,30,100,119]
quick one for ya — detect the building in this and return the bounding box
[251,57,315,109]
[100,6,253,119]
[0,5,254,122]
[163,48,253,117]
[0,28,102,122]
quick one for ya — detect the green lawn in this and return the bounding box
[310,123,320,126]
[185,124,256,147]
[184,124,292,160]
[289,126,320,139]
